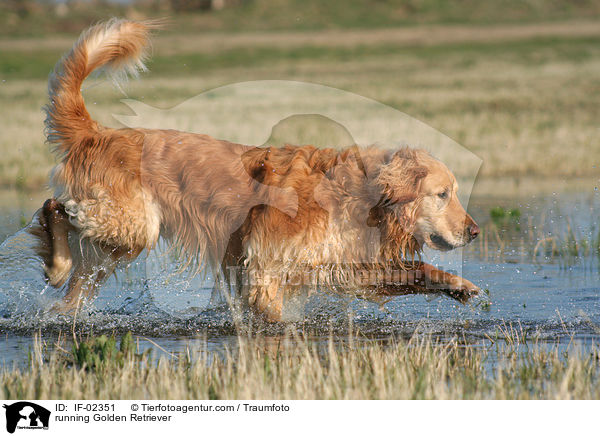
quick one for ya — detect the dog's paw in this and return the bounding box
[248,285,285,322]
[445,278,480,304]
[47,300,76,315]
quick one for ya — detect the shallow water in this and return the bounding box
[0,182,599,366]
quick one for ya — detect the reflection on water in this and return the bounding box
[0,182,599,366]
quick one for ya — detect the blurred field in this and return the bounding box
[3,0,600,36]
[0,3,599,191]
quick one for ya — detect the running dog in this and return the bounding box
[31,19,480,321]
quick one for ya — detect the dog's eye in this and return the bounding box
[437,191,448,199]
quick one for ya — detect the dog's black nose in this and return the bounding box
[469,224,480,239]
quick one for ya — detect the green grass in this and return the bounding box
[2,332,600,399]
[2,35,599,81]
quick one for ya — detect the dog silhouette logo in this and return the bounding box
[2,402,50,433]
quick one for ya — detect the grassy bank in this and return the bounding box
[2,332,599,400]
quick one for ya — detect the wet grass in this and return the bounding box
[2,331,600,400]
[529,222,600,268]
[472,205,600,266]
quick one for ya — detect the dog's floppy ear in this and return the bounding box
[366,196,387,227]
[377,148,428,204]
[241,147,271,183]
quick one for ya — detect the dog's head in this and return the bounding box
[376,148,479,252]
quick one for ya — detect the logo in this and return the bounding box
[2,402,50,433]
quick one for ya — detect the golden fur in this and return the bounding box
[31,19,480,321]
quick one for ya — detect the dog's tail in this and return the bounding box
[45,19,157,153]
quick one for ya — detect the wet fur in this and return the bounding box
[31,19,480,321]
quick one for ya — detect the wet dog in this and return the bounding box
[31,19,480,321]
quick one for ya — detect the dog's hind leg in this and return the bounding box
[29,199,74,288]
[60,260,109,311]
[58,245,144,312]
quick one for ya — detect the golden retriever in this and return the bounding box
[30,19,480,321]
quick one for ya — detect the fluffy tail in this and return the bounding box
[45,19,156,153]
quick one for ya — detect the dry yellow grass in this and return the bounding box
[2,333,599,400]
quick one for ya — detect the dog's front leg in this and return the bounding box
[416,262,479,303]
[248,274,284,322]
[369,262,479,303]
